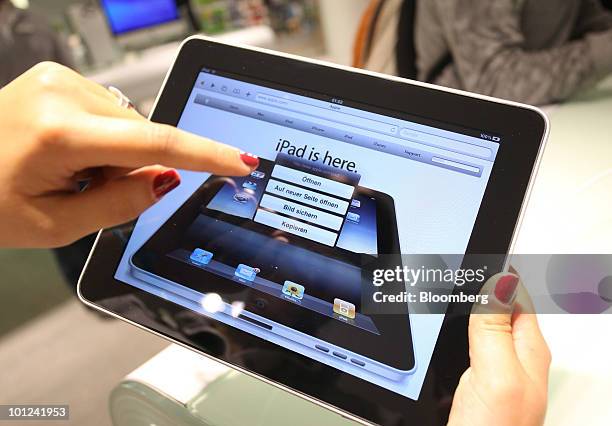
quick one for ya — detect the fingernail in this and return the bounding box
[240,151,259,168]
[153,169,181,199]
[494,274,519,305]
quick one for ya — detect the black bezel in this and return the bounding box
[78,37,547,426]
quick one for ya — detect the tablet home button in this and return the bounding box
[332,351,348,360]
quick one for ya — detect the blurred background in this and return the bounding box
[1,1,611,425]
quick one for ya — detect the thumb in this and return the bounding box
[62,166,180,237]
[468,273,521,377]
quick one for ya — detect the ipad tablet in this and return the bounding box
[78,36,548,425]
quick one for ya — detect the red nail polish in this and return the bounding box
[240,151,259,168]
[153,169,181,199]
[494,274,519,305]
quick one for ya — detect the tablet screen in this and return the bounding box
[114,68,500,400]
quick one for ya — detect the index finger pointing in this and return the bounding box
[65,115,258,176]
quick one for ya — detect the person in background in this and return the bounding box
[355,0,612,105]
[0,0,74,87]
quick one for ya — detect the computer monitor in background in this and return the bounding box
[100,0,189,49]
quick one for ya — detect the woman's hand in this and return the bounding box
[0,62,259,248]
[448,273,551,426]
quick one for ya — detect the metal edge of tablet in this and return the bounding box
[77,34,551,426]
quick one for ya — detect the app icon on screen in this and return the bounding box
[250,170,266,179]
[190,248,213,266]
[346,212,361,224]
[350,199,361,208]
[243,181,258,191]
[234,264,260,282]
[333,298,356,319]
[282,281,305,300]
[233,193,250,204]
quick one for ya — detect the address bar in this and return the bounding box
[255,93,491,159]
[196,90,491,168]
[255,93,398,135]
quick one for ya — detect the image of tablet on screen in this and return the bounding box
[129,153,414,381]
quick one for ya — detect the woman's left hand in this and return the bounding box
[448,273,551,426]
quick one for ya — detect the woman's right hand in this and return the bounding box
[0,62,259,248]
